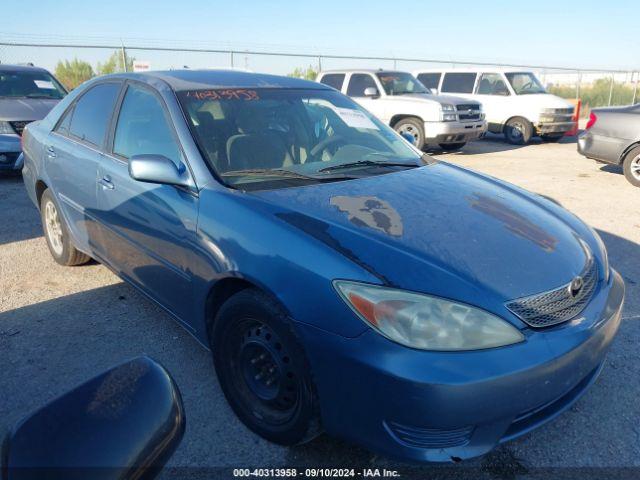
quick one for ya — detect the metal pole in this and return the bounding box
[608,75,614,106]
[393,58,397,69]
[632,71,638,105]
[318,56,322,72]
[575,71,581,99]
[121,45,127,72]
[230,51,234,68]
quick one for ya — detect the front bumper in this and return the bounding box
[0,133,22,171]
[536,120,575,135]
[297,269,624,463]
[424,120,487,145]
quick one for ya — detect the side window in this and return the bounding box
[477,73,510,96]
[417,73,441,91]
[441,73,477,94]
[319,74,345,91]
[347,74,377,97]
[68,83,121,147]
[113,84,181,163]
[55,106,74,136]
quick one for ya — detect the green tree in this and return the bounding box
[54,58,95,90]
[97,49,134,75]
[287,65,318,81]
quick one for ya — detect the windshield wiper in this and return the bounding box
[25,94,58,99]
[221,168,319,179]
[317,160,419,173]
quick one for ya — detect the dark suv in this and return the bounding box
[0,64,67,173]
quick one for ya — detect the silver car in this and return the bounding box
[577,104,640,187]
[0,64,67,173]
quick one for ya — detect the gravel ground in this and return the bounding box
[1,135,638,479]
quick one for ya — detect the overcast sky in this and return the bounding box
[2,0,637,73]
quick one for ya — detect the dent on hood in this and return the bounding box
[468,193,558,252]
[330,195,403,237]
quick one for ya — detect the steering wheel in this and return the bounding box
[309,135,347,160]
[520,80,533,91]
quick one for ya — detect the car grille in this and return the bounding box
[456,104,481,121]
[506,257,598,328]
[9,120,31,136]
[385,421,474,449]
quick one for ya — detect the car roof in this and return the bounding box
[319,69,412,75]
[412,67,535,74]
[106,69,331,92]
[0,64,51,73]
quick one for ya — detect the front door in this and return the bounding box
[95,82,198,325]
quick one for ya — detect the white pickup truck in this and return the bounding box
[413,68,575,144]
[316,70,486,151]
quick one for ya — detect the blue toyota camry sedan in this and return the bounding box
[21,70,624,463]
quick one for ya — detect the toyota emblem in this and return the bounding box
[568,276,584,298]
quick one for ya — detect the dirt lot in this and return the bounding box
[1,135,638,478]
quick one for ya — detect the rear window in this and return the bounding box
[416,73,441,90]
[319,74,345,91]
[68,82,121,147]
[441,72,477,94]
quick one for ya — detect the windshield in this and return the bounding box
[178,88,425,191]
[505,72,546,95]
[0,70,67,99]
[376,72,431,95]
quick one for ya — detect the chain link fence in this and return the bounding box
[1,35,638,114]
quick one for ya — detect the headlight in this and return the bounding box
[334,281,524,351]
[441,113,457,122]
[589,227,610,282]
[441,104,455,112]
[0,121,16,134]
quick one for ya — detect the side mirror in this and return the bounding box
[2,357,185,480]
[129,154,190,188]
[363,87,379,98]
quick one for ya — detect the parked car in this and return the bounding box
[22,70,623,463]
[414,68,575,145]
[577,104,640,187]
[317,70,486,151]
[0,64,67,173]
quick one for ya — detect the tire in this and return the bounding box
[540,133,564,143]
[40,189,91,266]
[622,146,640,187]
[438,142,466,151]
[504,117,533,145]
[393,117,425,150]
[210,289,322,445]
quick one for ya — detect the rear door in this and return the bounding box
[45,81,122,254]
[318,73,345,92]
[95,81,198,324]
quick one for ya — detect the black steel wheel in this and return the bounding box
[210,289,321,445]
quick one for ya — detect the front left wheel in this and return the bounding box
[211,289,322,445]
[40,189,91,266]
[622,146,640,187]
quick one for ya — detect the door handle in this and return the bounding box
[98,175,114,190]
[46,145,56,158]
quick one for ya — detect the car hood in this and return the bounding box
[515,93,574,110]
[386,93,480,107]
[0,97,60,121]
[252,163,592,306]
